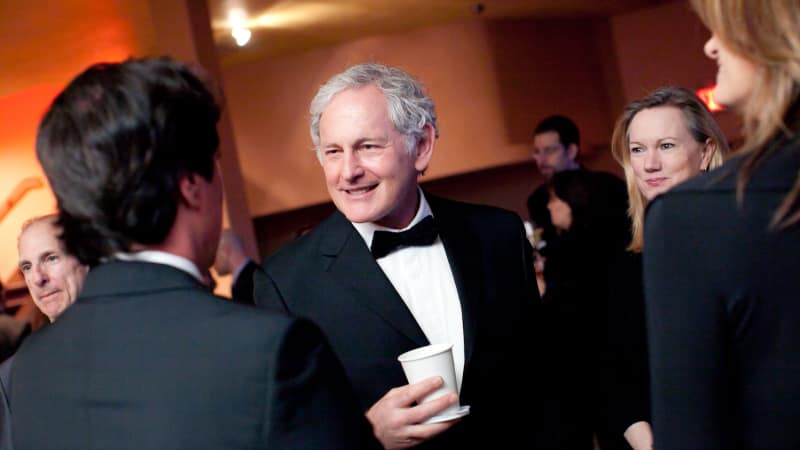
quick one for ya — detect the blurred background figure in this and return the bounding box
[609,85,728,450]
[213,228,258,304]
[0,281,29,364]
[644,1,800,449]
[526,115,582,295]
[540,169,630,450]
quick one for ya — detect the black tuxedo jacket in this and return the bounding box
[9,260,377,450]
[645,140,800,450]
[255,194,548,448]
[231,260,258,305]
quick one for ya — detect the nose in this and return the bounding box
[532,152,544,167]
[341,150,364,181]
[546,197,557,213]
[704,34,718,60]
[644,149,661,172]
[32,265,50,287]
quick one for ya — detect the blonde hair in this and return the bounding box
[611,87,729,252]
[691,0,800,228]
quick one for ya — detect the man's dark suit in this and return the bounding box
[644,140,800,450]
[0,358,11,450]
[231,260,258,305]
[10,260,377,450]
[254,194,546,448]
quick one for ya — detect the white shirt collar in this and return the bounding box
[352,187,433,248]
[114,250,204,282]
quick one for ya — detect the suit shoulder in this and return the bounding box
[429,197,523,234]
[431,195,523,228]
[262,215,334,268]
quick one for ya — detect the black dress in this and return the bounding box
[605,252,650,444]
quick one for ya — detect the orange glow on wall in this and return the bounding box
[696,86,724,112]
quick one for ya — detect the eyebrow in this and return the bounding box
[629,136,678,144]
[18,249,58,268]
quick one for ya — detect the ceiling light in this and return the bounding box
[232,28,252,47]
[228,8,252,47]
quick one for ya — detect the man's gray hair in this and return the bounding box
[309,63,438,161]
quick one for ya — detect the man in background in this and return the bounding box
[16,214,88,323]
[2,214,89,449]
[10,56,377,449]
[526,115,582,263]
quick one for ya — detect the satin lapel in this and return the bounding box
[430,198,483,368]
[320,213,428,346]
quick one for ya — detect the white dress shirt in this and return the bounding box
[352,190,465,392]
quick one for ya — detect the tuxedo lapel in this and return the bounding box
[429,196,484,368]
[319,212,428,346]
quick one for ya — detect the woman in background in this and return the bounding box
[644,0,800,448]
[609,85,728,449]
[542,169,630,450]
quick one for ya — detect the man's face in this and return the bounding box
[318,85,432,229]
[18,219,88,321]
[532,131,576,179]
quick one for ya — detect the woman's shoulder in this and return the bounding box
[670,138,800,196]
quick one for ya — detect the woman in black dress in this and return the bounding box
[609,86,729,449]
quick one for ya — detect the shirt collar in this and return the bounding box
[113,250,204,282]
[352,187,433,248]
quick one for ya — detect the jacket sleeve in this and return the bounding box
[262,318,380,449]
[252,263,291,314]
[644,193,736,450]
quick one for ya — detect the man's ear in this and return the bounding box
[566,143,579,162]
[414,124,435,174]
[178,173,202,209]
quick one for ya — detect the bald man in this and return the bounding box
[17,215,88,322]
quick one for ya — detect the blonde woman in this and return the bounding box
[644,0,800,448]
[612,86,728,252]
[607,86,728,450]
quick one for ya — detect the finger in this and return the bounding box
[408,419,461,442]
[390,376,444,407]
[407,391,459,424]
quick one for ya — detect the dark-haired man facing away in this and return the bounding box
[10,57,377,450]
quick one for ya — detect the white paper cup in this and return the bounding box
[397,343,460,415]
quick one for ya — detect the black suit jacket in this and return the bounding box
[0,357,11,450]
[255,194,547,449]
[9,260,377,450]
[231,259,258,305]
[644,140,800,450]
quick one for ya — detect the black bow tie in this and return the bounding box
[371,215,438,259]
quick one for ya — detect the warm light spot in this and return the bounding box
[228,8,247,29]
[228,8,252,47]
[232,28,252,46]
[696,86,724,112]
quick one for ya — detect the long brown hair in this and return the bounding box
[611,86,729,252]
[691,0,800,229]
